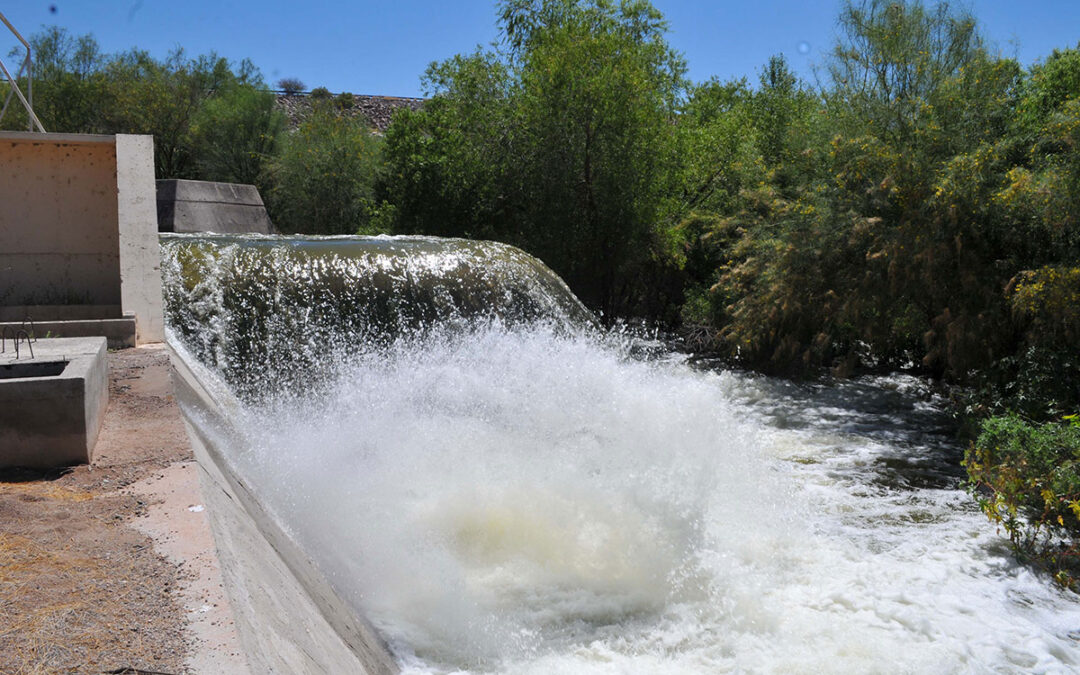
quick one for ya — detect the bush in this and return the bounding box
[309,86,331,101]
[335,91,354,110]
[276,77,305,94]
[966,414,1080,588]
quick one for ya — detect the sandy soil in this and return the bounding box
[0,344,247,674]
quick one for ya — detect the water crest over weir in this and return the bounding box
[161,233,595,398]
[162,234,1080,674]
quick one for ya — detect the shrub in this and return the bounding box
[309,86,331,101]
[276,77,305,94]
[335,91,354,110]
[966,414,1080,588]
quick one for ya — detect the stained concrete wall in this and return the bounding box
[0,132,164,344]
[0,134,122,308]
[157,179,274,234]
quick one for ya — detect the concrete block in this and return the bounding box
[0,337,109,469]
[157,179,275,234]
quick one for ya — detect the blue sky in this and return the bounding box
[2,1,1079,97]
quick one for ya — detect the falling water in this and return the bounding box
[162,234,1080,674]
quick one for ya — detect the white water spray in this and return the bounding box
[163,236,1080,673]
[224,327,1080,674]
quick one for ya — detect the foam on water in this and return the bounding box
[225,325,1080,674]
[161,235,1080,673]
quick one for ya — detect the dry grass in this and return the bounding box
[0,490,187,674]
[0,347,195,674]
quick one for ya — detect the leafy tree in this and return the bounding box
[967,414,1080,589]
[382,0,687,318]
[379,50,515,241]
[276,77,305,94]
[1015,44,1080,134]
[1,26,109,133]
[268,107,384,235]
[189,83,285,187]
[695,0,1026,376]
[335,91,354,110]
[827,0,983,144]
[103,49,260,178]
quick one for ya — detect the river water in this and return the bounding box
[163,235,1080,674]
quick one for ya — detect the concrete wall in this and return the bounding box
[117,135,165,343]
[0,134,122,308]
[0,132,164,344]
[167,344,398,674]
[157,179,274,234]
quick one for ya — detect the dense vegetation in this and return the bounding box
[3,0,1078,584]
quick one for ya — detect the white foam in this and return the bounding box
[229,326,1080,673]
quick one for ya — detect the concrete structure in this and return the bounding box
[0,337,109,468]
[157,179,274,234]
[0,132,164,346]
[0,310,136,349]
[117,135,166,344]
[168,344,398,674]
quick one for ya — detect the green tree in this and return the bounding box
[1014,44,1080,134]
[702,0,1026,376]
[379,50,515,241]
[103,49,260,178]
[509,0,686,316]
[382,0,688,318]
[268,106,384,235]
[2,27,110,133]
[189,84,285,187]
[827,0,983,144]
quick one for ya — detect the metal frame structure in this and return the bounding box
[0,11,45,132]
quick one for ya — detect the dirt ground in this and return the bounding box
[0,345,246,675]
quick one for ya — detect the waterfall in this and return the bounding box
[162,233,1080,674]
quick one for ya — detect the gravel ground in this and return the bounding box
[0,345,245,675]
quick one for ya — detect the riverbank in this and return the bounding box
[0,344,248,674]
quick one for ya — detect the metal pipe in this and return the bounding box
[14,330,34,359]
[0,325,15,353]
[21,316,36,342]
[0,11,45,132]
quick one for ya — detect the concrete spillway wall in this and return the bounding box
[167,343,398,674]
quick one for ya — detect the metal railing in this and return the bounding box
[0,11,45,132]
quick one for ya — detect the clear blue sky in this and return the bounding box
[2,1,1079,97]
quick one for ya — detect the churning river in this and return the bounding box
[163,234,1080,674]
